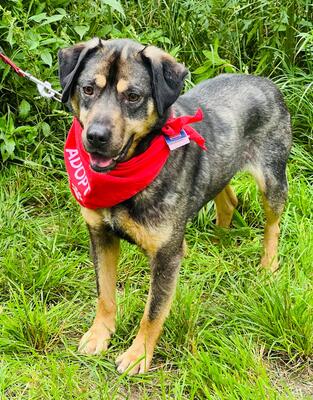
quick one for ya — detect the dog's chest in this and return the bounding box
[101,208,115,228]
[99,207,172,256]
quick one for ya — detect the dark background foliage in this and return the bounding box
[0,0,312,163]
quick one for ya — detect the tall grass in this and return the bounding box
[0,155,312,398]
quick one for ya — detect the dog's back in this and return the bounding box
[166,74,292,215]
[178,74,291,152]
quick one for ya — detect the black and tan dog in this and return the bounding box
[58,38,292,374]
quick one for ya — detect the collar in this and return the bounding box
[64,108,206,209]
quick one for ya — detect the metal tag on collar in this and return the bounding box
[165,129,190,150]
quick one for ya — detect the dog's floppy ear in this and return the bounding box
[140,46,188,116]
[58,38,102,103]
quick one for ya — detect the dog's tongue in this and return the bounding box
[90,154,113,168]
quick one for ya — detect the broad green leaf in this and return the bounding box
[97,25,112,37]
[27,128,39,141]
[40,38,59,45]
[14,126,33,134]
[40,122,51,137]
[40,50,53,67]
[74,25,89,40]
[0,116,6,130]
[18,100,31,119]
[203,50,225,66]
[194,70,214,83]
[1,139,15,161]
[193,64,210,75]
[28,40,40,50]
[158,36,171,45]
[25,31,42,51]
[29,13,47,23]
[224,65,236,73]
[5,139,15,155]
[7,114,14,134]
[101,0,125,16]
[56,8,67,15]
[277,24,287,32]
[40,14,65,26]
[0,65,11,84]
[169,46,181,58]
[6,22,14,47]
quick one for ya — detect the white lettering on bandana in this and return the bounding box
[65,148,91,197]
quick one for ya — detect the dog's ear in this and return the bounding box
[58,38,102,103]
[140,46,188,116]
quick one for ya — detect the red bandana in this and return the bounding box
[64,108,206,209]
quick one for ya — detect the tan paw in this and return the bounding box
[78,327,111,355]
[116,344,152,375]
[260,255,279,272]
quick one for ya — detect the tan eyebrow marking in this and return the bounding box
[116,79,129,93]
[95,74,107,88]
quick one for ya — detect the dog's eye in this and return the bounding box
[83,86,94,96]
[125,92,141,103]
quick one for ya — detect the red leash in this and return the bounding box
[0,52,25,76]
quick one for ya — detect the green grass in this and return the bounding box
[0,0,312,397]
[0,141,312,399]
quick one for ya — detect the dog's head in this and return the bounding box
[58,38,187,172]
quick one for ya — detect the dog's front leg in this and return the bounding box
[116,241,184,374]
[79,208,120,354]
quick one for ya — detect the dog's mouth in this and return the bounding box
[89,135,134,173]
[89,153,116,172]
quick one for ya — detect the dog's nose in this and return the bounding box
[86,124,111,146]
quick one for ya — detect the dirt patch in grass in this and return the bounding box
[267,359,313,399]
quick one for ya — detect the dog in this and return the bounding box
[58,38,292,374]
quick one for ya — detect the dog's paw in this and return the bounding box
[116,344,152,375]
[260,255,279,272]
[78,327,111,355]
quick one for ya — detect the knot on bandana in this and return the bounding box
[161,108,207,150]
[64,108,206,209]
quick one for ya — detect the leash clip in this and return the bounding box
[24,71,62,102]
[0,50,62,102]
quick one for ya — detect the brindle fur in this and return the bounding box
[58,38,292,374]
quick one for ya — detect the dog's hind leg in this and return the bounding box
[214,184,238,228]
[260,194,283,271]
[247,159,288,272]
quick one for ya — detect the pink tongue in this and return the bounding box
[90,154,113,168]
